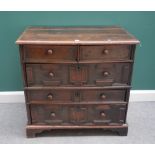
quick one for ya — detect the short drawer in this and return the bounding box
[80,45,131,61]
[30,104,127,125]
[23,45,77,62]
[26,63,131,87]
[26,88,127,104]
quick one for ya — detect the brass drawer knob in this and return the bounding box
[50,112,56,117]
[49,72,54,77]
[47,49,53,54]
[103,71,109,76]
[101,94,106,99]
[47,94,53,100]
[103,49,109,55]
[100,112,106,117]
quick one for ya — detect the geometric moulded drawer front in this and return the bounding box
[26,88,127,104]
[30,104,127,125]
[26,63,131,87]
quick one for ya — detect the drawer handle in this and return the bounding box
[47,94,53,100]
[103,71,109,76]
[103,49,109,55]
[47,49,53,54]
[100,112,106,117]
[100,94,106,99]
[49,72,54,77]
[50,112,56,117]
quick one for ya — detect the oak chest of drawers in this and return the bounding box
[16,26,139,137]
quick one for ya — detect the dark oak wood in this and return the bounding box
[16,26,139,137]
[80,45,131,61]
[25,63,132,87]
[16,26,140,45]
[30,104,126,125]
[26,124,128,137]
[26,88,127,103]
[24,45,78,61]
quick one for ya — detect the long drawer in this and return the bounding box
[26,88,127,104]
[26,63,132,87]
[30,104,127,125]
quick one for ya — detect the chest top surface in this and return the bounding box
[16,26,140,45]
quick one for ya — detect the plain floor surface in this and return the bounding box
[0,101,155,144]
